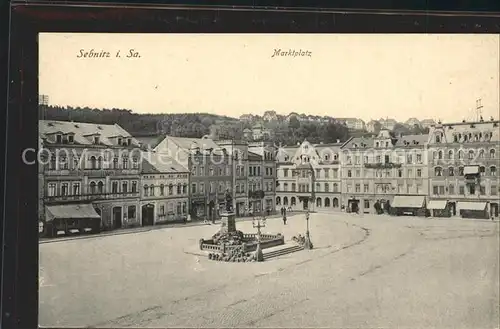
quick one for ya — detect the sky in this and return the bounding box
[39,33,500,123]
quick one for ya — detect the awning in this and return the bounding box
[457,202,487,211]
[391,195,425,208]
[45,204,101,221]
[427,200,448,210]
[464,165,480,175]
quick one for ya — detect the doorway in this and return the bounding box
[449,202,457,216]
[491,203,499,218]
[303,198,309,210]
[142,204,155,226]
[112,206,122,229]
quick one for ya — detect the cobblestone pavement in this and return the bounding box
[39,213,500,328]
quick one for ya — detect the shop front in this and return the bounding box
[391,195,427,217]
[457,201,489,219]
[427,200,450,218]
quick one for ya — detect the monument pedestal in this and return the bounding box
[219,211,236,233]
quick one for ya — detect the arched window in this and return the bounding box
[458,166,464,176]
[468,150,475,159]
[97,181,104,194]
[177,183,182,194]
[90,156,97,169]
[490,166,497,176]
[448,150,453,159]
[458,150,464,159]
[479,166,486,176]
[325,198,331,207]
[149,185,154,196]
[448,167,455,176]
[276,196,281,205]
[490,149,496,158]
[435,134,441,143]
[291,197,296,206]
[168,184,173,195]
[333,183,338,192]
[438,150,443,159]
[97,156,103,169]
[434,167,443,176]
[160,184,165,195]
[143,184,149,196]
[89,181,97,194]
[183,184,187,194]
[478,149,485,158]
[316,198,322,207]
[332,198,339,208]
[283,196,288,206]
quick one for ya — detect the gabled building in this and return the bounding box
[249,142,277,215]
[140,152,190,225]
[154,136,232,221]
[39,120,142,235]
[275,140,342,212]
[426,119,499,219]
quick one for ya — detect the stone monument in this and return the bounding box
[220,189,236,234]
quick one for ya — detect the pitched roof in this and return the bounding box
[394,134,429,147]
[39,120,139,147]
[248,151,263,161]
[141,151,189,174]
[167,136,222,153]
[134,135,166,149]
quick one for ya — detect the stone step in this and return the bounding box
[263,245,304,260]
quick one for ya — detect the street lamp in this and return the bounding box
[304,210,313,249]
[252,215,266,261]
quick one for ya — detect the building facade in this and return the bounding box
[154,136,232,221]
[426,119,499,219]
[249,142,277,215]
[275,141,342,212]
[340,130,429,214]
[140,152,190,225]
[39,120,142,233]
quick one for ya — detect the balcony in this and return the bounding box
[364,163,402,169]
[44,191,140,204]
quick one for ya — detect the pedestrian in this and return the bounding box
[283,214,287,225]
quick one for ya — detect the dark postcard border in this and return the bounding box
[4,3,500,328]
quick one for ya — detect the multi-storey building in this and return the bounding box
[340,129,429,214]
[39,120,142,234]
[275,140,342,212]
[140,151,190,225]
[338,118,366,131]
[216,140,250,216]
[154,136,232,221]
[249,142,277,214]
[366,120,379,133]
[426,119,499,219]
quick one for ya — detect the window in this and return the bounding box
[346,156,352,164]
[376,155,381,163]
[128,206,136,219]
[416,154,422,163]
[200,183,205,193]
[355,156,360,164]
[325,183,329,192]
[458,167,464,176]
[384,155,390,163]
[398,169,403,178]
[407,154,413,164]
[333,183,338,192]
[183,184,187,194]
[469,185,475,195]
[159,184,165,195]
[448,167,454,176]
[291,197,296,206]
[347,170,352,178]
[490,166,497,176]
[113,157,119,169]
[182,202,187,214]
[407,169,413,177]
[324,169,329,178]
[480,185,486,195]
[433,186,439,195]
[209,167,214,176]
[333,169,338,178]
[168,184,174,195]
[490,148,496,158]
[284,169,289,177]
[97,181,104,194]
[159,205,165,216]
[90,156,97,169]
[356,170,361,177]
[112,181,118,194]
[449,185,455,195]
[316,183,321,191]
[61,183,68,196]
[192,166,197,176]
[56,134,62,143]
[355,184,361,193]
[316,169,321,177]
[191,183,197,194]
[479,149,485,158]
[90,181,97,194]
[417,169,422,177]
[438,151,443,159]
[468,150,474,160]
[177,183,182,194]
[364,200,370,209]
[491,186,498,196]
[458,150,464,159]
[448,150,453,159]
[131,181,137,193]
[122,156,129,169]
[149,185,154,196]
[459,186,465,195]
[363,184,369,193]
[72,183,80,195]
[122,182,128,193]
[434,167,443,176]
[480,166,486,176]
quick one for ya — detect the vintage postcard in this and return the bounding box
[38,33,500,328]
